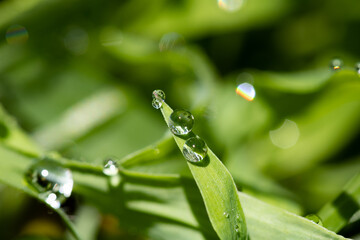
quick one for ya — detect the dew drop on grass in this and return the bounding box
[152,99,163,109]
[26,160,73,209]
[103,159,119,176]
[236,83,256,101]
[152,89,166,109]
[169,109,194,135]
[305,214,323,226]
[355,62,360,74]
[152,90,165,101]
[330,58,342,71]
[182,136,208,163]
[224,212,230,218]
[218,0,245,12]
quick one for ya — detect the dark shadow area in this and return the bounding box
[0,122,9,138]
[332,192,360,225]
[181,177,219,240]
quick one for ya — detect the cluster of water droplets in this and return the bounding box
[152,90,166,109]
[26,159,74,209]
[223,211,243,237]
[152,90,208,163]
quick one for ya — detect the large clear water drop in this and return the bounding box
[218,0,245,12]
[103,159,119,176]
[330,58,342,71]
[26,160,73,209]
[305,214,323,226]
[169,109,195,135]
[182,136,208,163]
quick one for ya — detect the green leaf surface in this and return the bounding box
[0,144,80,240]
[239,192,349,240]
[0,133,351,240]
[318,172,360,233]
[159,101,248,240]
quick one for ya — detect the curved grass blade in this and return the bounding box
[239,192,349,240]
[318,172,360,233]
[158,101,247,240]
[0,144,81,240]
[0,125,350,240]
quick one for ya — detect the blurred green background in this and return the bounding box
[0,0,360,239]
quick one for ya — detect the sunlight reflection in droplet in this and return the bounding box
[236,83,256,101]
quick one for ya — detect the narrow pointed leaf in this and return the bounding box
[159,101,247,240]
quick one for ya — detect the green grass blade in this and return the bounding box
[239,192,349,240]
[0,130,350,240]
[318,172,360,232]
[0,144,81,240]
[159,101,247,240]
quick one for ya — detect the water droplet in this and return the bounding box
[330,58,343,71]
[269,119,300,149]
[152,99,162,109]
[355,62,360,74]
[152,90,165,109]
[152,90,166,101]
[305,214,323,226]
[218,0,245,12]
[236,83,256,101]
[224,212,230,218]
[182,136,208,163]
[169,110,195,135]
[103,159,119,176]
[6,25,29,45]
[26,160,73,209]
[159,32,185,52]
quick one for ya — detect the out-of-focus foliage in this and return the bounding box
[0,0,359,239]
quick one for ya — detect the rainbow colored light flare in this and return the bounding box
[6,25,29,44]
[236,83,255,101]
